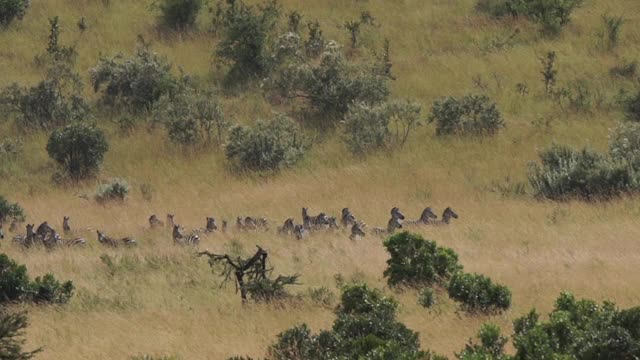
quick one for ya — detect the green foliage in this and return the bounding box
[512,292,640,360]
[447,272,512,313]
[478,0,583,35]
[383,232,462,287]
[95,178,130,204]
[0,254,74,305]
[155,88,228,146]
[268,283,442,360]
[0,0,29,27]
[225,114,307,172]
[624,89,640,122]
[89,43,179,112]
[429,95,504,136]
[46,123,109,180]
[155,0,202,31]
[527,144,638,200]
[243,275,300,303]
[0,311,42,360]
[215,0,281,87]
[609,121,640,171]
[343,100,422,155]
[418,288,436,308]
[0,196,25,224]
[457,324,509,360]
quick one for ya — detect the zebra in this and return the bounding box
[302,208,330,230]
[97,230,137,247]
[237,216,269,232]
[63,216,71,234]
[341,208,357,228]
[48,230,86,248]
[405,207,438,226]
[278,218,295,235]
[205,217,218,233]
[0,225,4,240]
[36,221,54,241]
[349,222,366,241]
[172,225,200,246]
[436,207,459,225]
[236,216,246,231]
[293,224,306,240]
[327,216,339,230]
[372,207,405,236]
[149,214,164,228]
[13,224,37,247]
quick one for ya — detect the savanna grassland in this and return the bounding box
[1,0,640,359]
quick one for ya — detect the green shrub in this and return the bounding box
[447,272,511,313]
[225,115,307,172]
[418,288,435,308]
[29,274,74,304]
[0,0,29,27]
[624,89,640,122]
[429,95,504,136]
[155,0,202,31]
[242,275,299,303]
[0,196,25,224]
[0,138,22,160]
[601,14,624,50]
[610,60,637,79]
[457,323,509,360]
[343,100,422,155]
[215,0,280,87]
[95,178,130,204]
[609,122,640,171]
[383,232,462,287]
[0,254,73,305]
[528,144,637,200]
[89,44,179,112]
[478,0,583,35]
[0,311,42,360]
[46,123,109,180]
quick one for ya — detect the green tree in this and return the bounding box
[46,123,109,180]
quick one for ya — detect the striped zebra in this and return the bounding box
[149,214,164,228]
[293,224,306,240]
[302,208,330,230]
[341,208,357,228]
[349,222,366,241]
[172,225,200,246]
[48,230,86,248]
[205,217,218,233]
[405,207,438,226]
[372,207,405,236]
[277,218,295,235]
[12,224,37,247]
[36,221,54,241]
[63,216,71,233]
[435,207,459,225]
[97,230,137,247]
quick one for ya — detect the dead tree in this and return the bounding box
[199,245,298,303]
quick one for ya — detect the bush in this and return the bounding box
[528,144,637,200]
[155,88,228,147]
[418,288,435,308]
[447,272,512,313]
[478,0,583,35]
[610,60,637,79]
[268,283,442,360]
[155,0,202,31]
[215,0,280,87]
[429,95,504,136]
[624,89,640,122]
[0,254,73,305]
[0,196,25,224]
[89,43,179,112]
[343,100,422,155]
[95,178,130,204]
[46,123,109,180]
[0,0,29,27]
[383,232,462,287]
[457,323,509,360]
[610,122,640,171]
[0,311,42,360]
[225,115,307,172]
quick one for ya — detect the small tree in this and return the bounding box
[154,0,202,31]
[0,196,25,225]
[46,123,109,180]
[95,178,130,204]
[429,95,504,136]
[0,0,29,28]
[225,115,307,172]
[456,324,510,360]
[447,272,512,313]
[0,312,42,360]
[0,254,74,305]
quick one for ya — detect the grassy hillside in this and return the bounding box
[1,0,640,359]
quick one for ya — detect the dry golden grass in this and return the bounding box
[1,0,640,359]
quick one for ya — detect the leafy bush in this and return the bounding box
[429,95,504,136]
[46,123,109,180]
[343,100,422,155]
[155,0,202,31]
[0,196,25,224]
[447,272,512,313]
[268,283,444,360]
[528,144,637,200]
[0,254,73,305]
[383,232,462,287]
[457,323,509,360]
[225,115,307,172]
[0,0,29,27]
[0,311,42,360]
[512,292,640,359]
[478,0,583,35]
[89,43,179,112]
[0,138,22,160]
[215,0,280,87]
[418,288,436,308]
[610,122,640,171]
[95,178,130,204]
[155,88,228,146]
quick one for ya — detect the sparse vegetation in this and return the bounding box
[429,95,504,136]
[478,0,583,34]
[95,178,130,204]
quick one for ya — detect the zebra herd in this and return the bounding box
[0,206,458,250]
